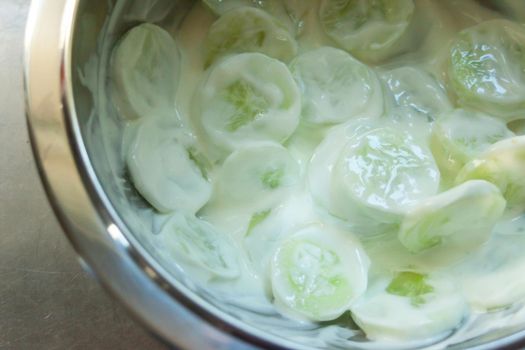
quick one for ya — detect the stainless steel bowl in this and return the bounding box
[24,1,525,349]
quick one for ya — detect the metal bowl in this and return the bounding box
[24,0,525,349]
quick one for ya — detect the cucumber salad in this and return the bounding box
[105,0,525,346]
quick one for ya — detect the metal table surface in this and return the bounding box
[0,1,166,348]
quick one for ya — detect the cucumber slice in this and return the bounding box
[204,7,297,67]
[193,53,301,160]
[202,0,310,35]
[290,47,383,125]
[319,0,415,63]
[158,213,240,279]
[398,180,506,254]
[381,66,452,122]
[213,142,299,210]
[308,120,379,229]
[203,0,281,16]
[431,109,514,182]
[244,194,319,282]
[351,272,467,341]
[454,233,525,311]
[309,121,439,234]
[309,119,439,235]
[271,224,369,321]
[126,120,212,214]
[456,136,525,215]
[448,19,525,121]
[110,23,180,120]
[333,127,439,214]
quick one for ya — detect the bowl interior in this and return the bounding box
[70,1,525,349]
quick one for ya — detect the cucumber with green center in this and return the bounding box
[448,19,525,121]
[244,194,319,288]
[271,224,369,321]
[310,120,439,235]
[333,127,439,213]
[193,53,301,160]
[319,0,415,63]
[351,272,467,341]
[110,23,180,120]
[290,47,383,125]
[127,120,212,214]
[203,7,297,67]
[213,142,299,211]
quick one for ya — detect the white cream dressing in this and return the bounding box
[84,0,525,348]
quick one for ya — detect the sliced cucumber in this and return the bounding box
[204,7,297,67]
[309,119,439,235]
[202,0,282,16]
[448,20,525,121]
[110,23,179,120]
[431,109,514,183]
[157,213,240,279]
[308,119,379,229]
[126,120,212,214]
[271,224,369,321]
[399,180,505,254]
[202,0,311,35]
[351,272,467,341]
[243,194,319,283]
[381,66,452,122]
[290,47,383,125]
[193,53,301,160]
[456,136,525,215]
[333,126,439,214]
[309,121,439,234]
[319,0,415,63]
[213,142,299,211]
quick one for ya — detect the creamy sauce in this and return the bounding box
[84,0,525,348]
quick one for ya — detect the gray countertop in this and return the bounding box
[0,1,165,348]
